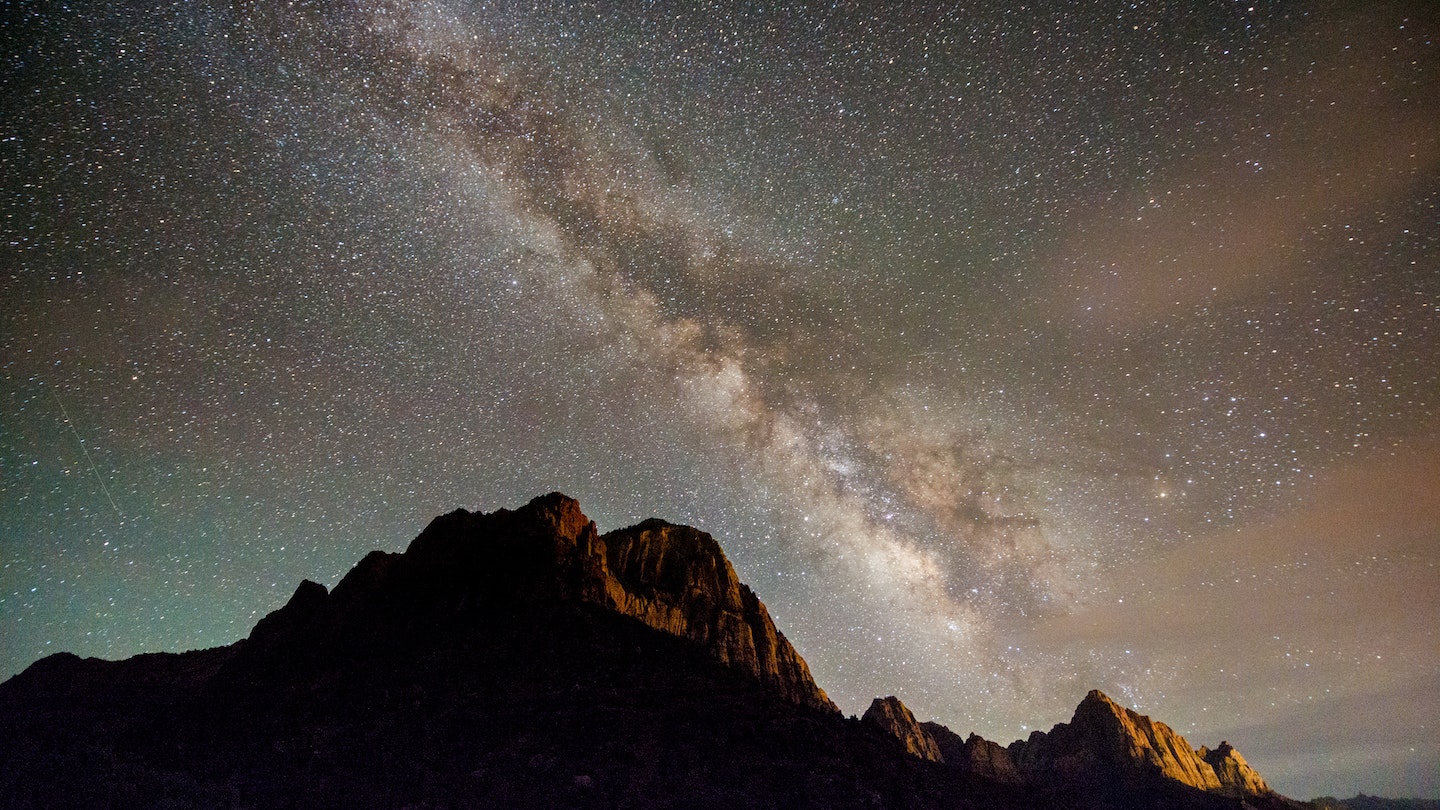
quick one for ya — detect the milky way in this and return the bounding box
[2,1,1437,799]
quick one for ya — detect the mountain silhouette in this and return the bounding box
[0,493,1308,809]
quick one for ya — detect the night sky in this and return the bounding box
[2,0,1437,799]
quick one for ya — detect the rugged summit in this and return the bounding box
[602,517,831,711]
[861,696,944,762]
[863,689,1281,803]
[1201,741,1273,796]
[922,721,1023,783]
[1018,688,1279,797]
[223,493,832,712]
[1009,689,1227,790]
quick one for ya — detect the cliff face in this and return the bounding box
[956,689,1276,799]
[601,518,831,710]
[866,690,1277,802]
[1201,741,1272,795]
[860,697,1025,785]
[862,697,944,762]
[229,493,835,712]
[1008,689,1224,790]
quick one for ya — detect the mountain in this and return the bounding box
[923,721,1024,783]
[1201,741,1273,796]
[862,696,944,762]
[217,495,831,713]
[0,493,1309,808]
[862,690,1287,804]
[1012,689,1273,796]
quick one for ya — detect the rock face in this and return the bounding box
[874,689,1276,802]
[228,493,834,712]
[923,722,1021,782]
[992,689,1274,799]
[601,518,831,711]
[1008,689,1223,789]
[1201,741,1272,795]
[862,696,944,762]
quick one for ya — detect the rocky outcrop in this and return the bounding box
[1200,741,1272,796]
[861,688,1281,802]
[227,493,835,712]
[923,722,1021,782]
[245,578,329,652]
[862,696,944,762]
[601,518,832,711]
[857,689,1274,800]
[1005,689,1275,799]
[1008,689,1222,789]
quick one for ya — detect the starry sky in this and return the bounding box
[2,0,1437,799]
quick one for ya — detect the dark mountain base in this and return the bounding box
[6,604,1038,809]
[0,604,1300,809]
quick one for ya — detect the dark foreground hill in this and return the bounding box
[1,493,1308,809]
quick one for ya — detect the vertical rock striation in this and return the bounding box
[600,518,833,711]
[1008,689,1223,789]
[1200,741,1272,796]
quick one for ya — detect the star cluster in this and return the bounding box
[2,0,1436,799]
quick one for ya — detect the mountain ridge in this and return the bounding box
[0,493,1313,808]
[861,689,1278,801]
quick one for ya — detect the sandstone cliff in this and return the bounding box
[231,493,836,712]
[868,689,1275,802]
[860,696,1025,784]
[2,493,1300,810]
[601,518,831,710]
[862,696,944,762]
[996,689,1276,799]
[1201,741,1272,796]
[1008,689,1224,789]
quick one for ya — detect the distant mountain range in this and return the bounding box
[0,493,1405,808]
[1312,799,1440,810]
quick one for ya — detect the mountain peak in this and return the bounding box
[1201,741,1273,796]
[228,492,835,712]
[521,491,592,539]
[862,696,944,762]
[867,688,1280,802]
[1005,690,1277,797]
[1076,689,1123,716]
[600,517,833,710]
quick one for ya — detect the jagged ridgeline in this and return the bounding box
[0,494,1305,809]
[864,690,1274,797]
